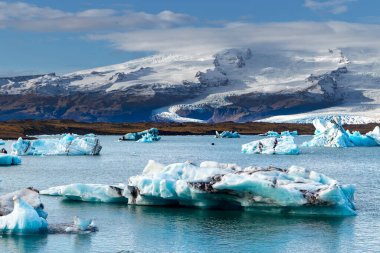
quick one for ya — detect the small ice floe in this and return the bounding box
[215,131,240,138]
[242,136,300,155]
[262,130,298,137]
[48,216,98,234]
[0,153,21,166]
[119,128,161,142]
[11,133,102,156]
[0,140,6,145]
[40,183,127,203]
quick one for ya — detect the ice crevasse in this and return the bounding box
[42,160,356,216]
[11,133,102,156]
[242,136,300,155]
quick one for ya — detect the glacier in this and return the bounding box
[120,128,161,142]
[242,136,300,155]
[41,160,356,216]
[40,183,127,203]
[11,134,102,156]
[215,131,240,138]
[303,118,380,147]
[0,154,21,166]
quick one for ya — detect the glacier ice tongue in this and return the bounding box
[215,131,240,138]
[40,183,127,203]
[11,134,102,156]
[242,136,300,155]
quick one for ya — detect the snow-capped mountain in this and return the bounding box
[0,48,379,123]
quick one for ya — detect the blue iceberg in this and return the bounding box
[11,134,102,156]
[242,136,300,155]
[215,131,240,138]
[264,130,298,137]
[303,118,380,147]
[41,160,356,216]
[120,128,161,142]
[0,154,21,166]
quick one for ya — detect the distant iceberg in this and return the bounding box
[263,130,298,137]
[11,133,102,156]
[0,140,5,145]
[0,154,21,166]
[303,118,380,147]
[120,128,161,142]
[215,131,240,138]
[40,183,127,203]
[242,136,300,155]
[42,160,356,216]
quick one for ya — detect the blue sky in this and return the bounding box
[1,0,380,76]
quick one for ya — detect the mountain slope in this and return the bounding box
[0,48,379,123]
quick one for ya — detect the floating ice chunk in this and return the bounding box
[124,161,356,216]
[63,216,98,233]
[12,134,102,156]
[136,133,158,143]
[215,131,240,138]
[120,128,161,142]
[242,136,300,155]
[0,196,48,234]
[346,130,378,146]
[302,118,354,147]
[264,130,298,137]
[0,153,21,166]
[40,183,128,203]
[366,126,380,145]
[0,140,5,145]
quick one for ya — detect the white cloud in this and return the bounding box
[0,1,195,32]
[304,0,356,14]
[87,21,380,57]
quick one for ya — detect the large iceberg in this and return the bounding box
[242,136,300,155]
[42,160,356,216]
[11,133,102,156]
[303,118,380,147]
[119,128,161,142]
[0,154,21,166]
[263,130,298,137]
[40,183,127,203]
[215,131,240,138]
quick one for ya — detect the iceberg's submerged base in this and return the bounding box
[42,160,356,217]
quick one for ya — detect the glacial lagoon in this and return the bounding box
[0,135,379,252]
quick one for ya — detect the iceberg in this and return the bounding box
[215,131,240,138]
[242,136,300,155]
[264,130,298,137]
[125,161,356,216]
[0,153,21,166]
[42,160,356,216]
[0,188,48,234]
[0,140,5,145]
[11,133,102,156]
[40,183,127,203]
[119,128,161,142]
[303,118,380,147]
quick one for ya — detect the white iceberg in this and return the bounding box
[242,136,300,155]
[124,161,356,216]
[303,118,380,147]
[120,128,161,142]
[215,131,240,138]
[42,160,356,216]
[0,153,21,166]
[11,133,102,156]
[40,183,127,203]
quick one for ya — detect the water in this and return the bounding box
[0,135,379,253]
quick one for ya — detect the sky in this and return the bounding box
[1,0,380,76]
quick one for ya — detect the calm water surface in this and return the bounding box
[0,135,379,253]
